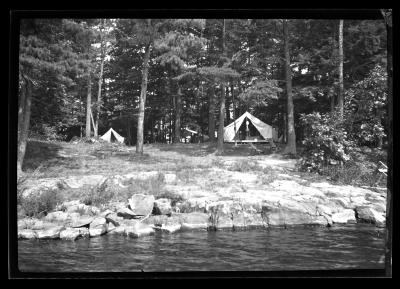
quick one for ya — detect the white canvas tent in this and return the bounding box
[223,111,278,142]
[100,128,125,144]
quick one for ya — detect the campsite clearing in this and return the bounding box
[16,139,387,243]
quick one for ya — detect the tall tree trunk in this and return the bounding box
[208,85,216,142]
[174,85,182,143]
[136,40,151,154]
[17,79,32,175]
[127,119,131,146]
[217,84,226,154]
[331,21,337,114]
[382,9,392,277]
[225,86,231,124]
[338,19,344,118]
[283,113,287,143]
[95,52,104,138]
[86,70,92,138]
[283,19,296,155]
[217,19,227,154]
[231,84,237,144]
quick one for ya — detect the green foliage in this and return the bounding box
[18,189,64,218]
[238,79,282,107]
[298,111,355,173]
[344,65,387,147]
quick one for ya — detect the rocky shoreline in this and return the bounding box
[18,178,387,241]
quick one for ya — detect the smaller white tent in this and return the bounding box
[223,111,278,142]
[100,128,125,144]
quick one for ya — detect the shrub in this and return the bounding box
[81,180,114,207]
[19,188,64,218]
[260,166,278,185]
[29,123,66,141]
[298,111,355,173]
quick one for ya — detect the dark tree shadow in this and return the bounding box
[22,140,64,171]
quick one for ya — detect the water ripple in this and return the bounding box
[18,224,385,272]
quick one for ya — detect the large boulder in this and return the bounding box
[128,194,155,216]
[331,209,356,224]
[18,229,37,239]
[89,217,108,237]
[356,206,385,226]
[153,198,172,215]
[36,226,64,239]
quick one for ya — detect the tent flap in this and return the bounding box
[223,111,277,142]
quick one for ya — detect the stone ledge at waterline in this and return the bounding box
[17,179,387,241]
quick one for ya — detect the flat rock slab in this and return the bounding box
[60,228,89,240]
[125,223,154,238]
[332,209,356,224]
[18,229,37,239]
[160,224,181,233]
[71,217,94,228]
[128,194,155,216]
[36,226,64,239]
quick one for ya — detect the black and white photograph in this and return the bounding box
[9,9,392,278]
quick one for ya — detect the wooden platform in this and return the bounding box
[225,140,270,144]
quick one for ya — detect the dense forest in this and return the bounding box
[18,17,390,173]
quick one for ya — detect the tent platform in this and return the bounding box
[225,140,271,144]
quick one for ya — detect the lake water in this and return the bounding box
[18,224,385,272]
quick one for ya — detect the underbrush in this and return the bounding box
[229,159,263,172]
[319,160,386,187]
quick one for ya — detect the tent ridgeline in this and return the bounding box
[223,111,278,142]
